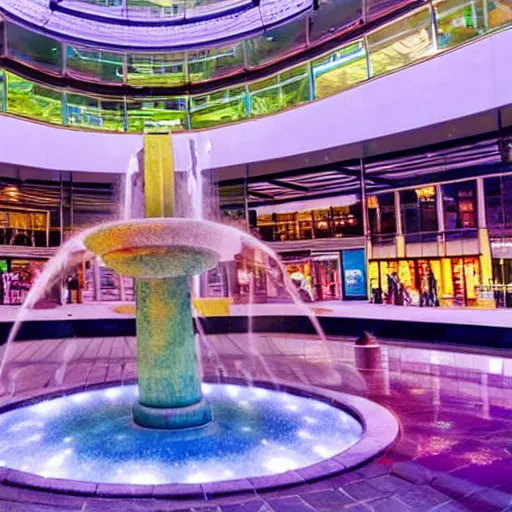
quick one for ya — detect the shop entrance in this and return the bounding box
[312,254,341,301]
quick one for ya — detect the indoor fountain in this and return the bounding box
[0,134,398,494]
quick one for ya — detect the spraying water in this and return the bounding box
[0,229,94,389]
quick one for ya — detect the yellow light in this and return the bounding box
[3,185,19,201]
[415,186,435,200]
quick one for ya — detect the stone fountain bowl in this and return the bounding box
[84,218,242,279]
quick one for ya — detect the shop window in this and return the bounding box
[126,52,186,87]
[296,211,314,239]
[367,7,434,77]
[0,18,3,57]
[65,93,125,131]
[312,41,368,99]
[401,187,438,235]
[332,204,363,236]
[0,70,5,112]
[485,175,512,230]
[308,0,362,44]
[99,266,121,301]
[256,213,276,242]
[442,180,477,232]
[368,192,396,237]
[190,86,247,129]
[435,0,484,49]
[486,0,512,29]
[313,255,342,300]
[249,65,310,117]
[484,176,504,228]
[244,18,307,69]
[6,73,62,125]
[6,23,62,75]
[126,0,182,18]
[313,209,331,238]
[66,45,124,84]
[188,43,244,83]
[125,97,187,132]
[275,213,298,241]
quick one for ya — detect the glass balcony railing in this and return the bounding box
[0,1,510,132]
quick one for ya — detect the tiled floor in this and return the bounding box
[0,333,510,511]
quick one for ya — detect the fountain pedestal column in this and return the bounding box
[132,276,212,429]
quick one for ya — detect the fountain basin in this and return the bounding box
[84,217,242,274]
[0,380,399,497]
[99,246,218,279]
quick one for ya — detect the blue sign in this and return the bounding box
[342,249,367,298]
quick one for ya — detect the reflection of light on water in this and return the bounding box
[33,401,60,416]
[0,383,363,484]
[24,433,42,444]
[225,385,240,398]
[46,449,73,469]
[313,445,331,458]
[130,473,161,485]
[71,393,89,404]
[105,388,121,400]
[252,388,269,399]
[185,472,210,484]
[8,420,44,432]
[265,458,295,473]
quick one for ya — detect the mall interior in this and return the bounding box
[0,0,510,510]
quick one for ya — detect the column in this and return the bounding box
[394,191,405,258]
[132,132,211,429]
[360,159,372,300]
[436,185,446,257]
[477,177,494,288]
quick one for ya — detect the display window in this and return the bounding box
[232,248,268,304]
[99,266,122,301]
[312,256,341,301]
[5,259,46,305]
[285,260,314,302]
[370,257,480,306]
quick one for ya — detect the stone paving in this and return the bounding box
[0,333,510,511]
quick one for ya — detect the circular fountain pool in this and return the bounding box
[0,383,364,486]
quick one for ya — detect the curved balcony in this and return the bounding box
[0,1,510,134]
[0,0,414,83]
[0,0,313,48]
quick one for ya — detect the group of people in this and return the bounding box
[385,268,439,307]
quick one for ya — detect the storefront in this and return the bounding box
[369,256,481,306]
[0,258,46,305]
[279,250,343,302]
[490,237,512,307]
[279,251,314,301]
[312,253,342,301]
[231,246,268,304]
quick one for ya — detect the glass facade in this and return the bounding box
[0,4,509,131]
[400,187,438,238]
